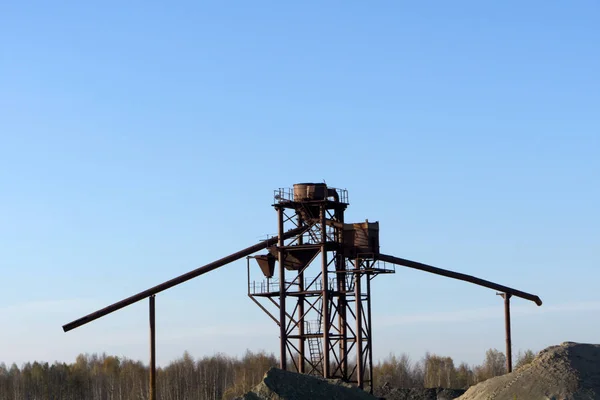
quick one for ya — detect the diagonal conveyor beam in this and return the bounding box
[63,224,311,332]
[378,253,542,306]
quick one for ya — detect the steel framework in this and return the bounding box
[247,186,394,389]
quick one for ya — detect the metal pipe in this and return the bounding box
[327,188,340,202]
[378,254,542,306]
[277,206,287,370]
[63,224,311,332]
[149,295,156,400]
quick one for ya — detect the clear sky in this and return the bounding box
[1,1,599,369]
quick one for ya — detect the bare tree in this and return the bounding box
[515,349,536,369]
[423,353,456,388]
[480,348,507,380]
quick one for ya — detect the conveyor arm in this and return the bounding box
[63,225,311,332]
[378,253,542,306]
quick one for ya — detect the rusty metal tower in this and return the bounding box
[247,183,394,389]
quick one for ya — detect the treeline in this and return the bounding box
[373,348,535,390]
[0,348,536,400]
[0,350,276,400]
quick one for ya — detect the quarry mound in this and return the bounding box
[240,342,600,400]
[239,368,465,400]
[240,367,379,400]
[458,342,600,400]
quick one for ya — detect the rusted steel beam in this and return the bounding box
[63,224,311,332]
[377,254,542,306]
[321,205,331,378]
[277,206,287,370]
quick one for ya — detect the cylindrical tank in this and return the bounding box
[293,183,327,201]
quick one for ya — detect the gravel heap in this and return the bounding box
[458,342,600,400]
[240,343,600,400]
[377,387,465,400]
[240,368,380,400]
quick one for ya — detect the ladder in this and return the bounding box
[306,320,323,375]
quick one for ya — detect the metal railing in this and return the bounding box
[249,276,360,295]
[273,187,349,204]
[248,279,281,294]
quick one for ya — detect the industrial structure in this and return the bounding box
[247,183,394,388]
[63,183,542,398]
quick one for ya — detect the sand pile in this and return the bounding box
[377,386,465,400]
[240,368,379,400]
[458,342,600,400]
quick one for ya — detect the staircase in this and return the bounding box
[306,320,323,375]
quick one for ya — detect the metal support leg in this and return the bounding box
[149,295,156,400]
[367,274,374,393]
[355,269,363,389]
[504,293,512,373]
[321,205,330,378]
[278,206,287,370]
[335,209,347,380]
[298,215,305,373]
[498,292,513,373]
[298,273,305,373]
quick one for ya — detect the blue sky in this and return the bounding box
[1,1,599,368]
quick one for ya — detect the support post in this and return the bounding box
[504,293,512,373]
[321,205,330,378]
[366,273,373,393]
[355,264,363,389]
[335,208,347,380]
[498,292,512,373]
[297,215,305,373]
[149,295,156,400]
[277,206,287,370]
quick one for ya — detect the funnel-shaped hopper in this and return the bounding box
[343,221,380,258]
[255,254,276,278]
[268,246,320,271]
